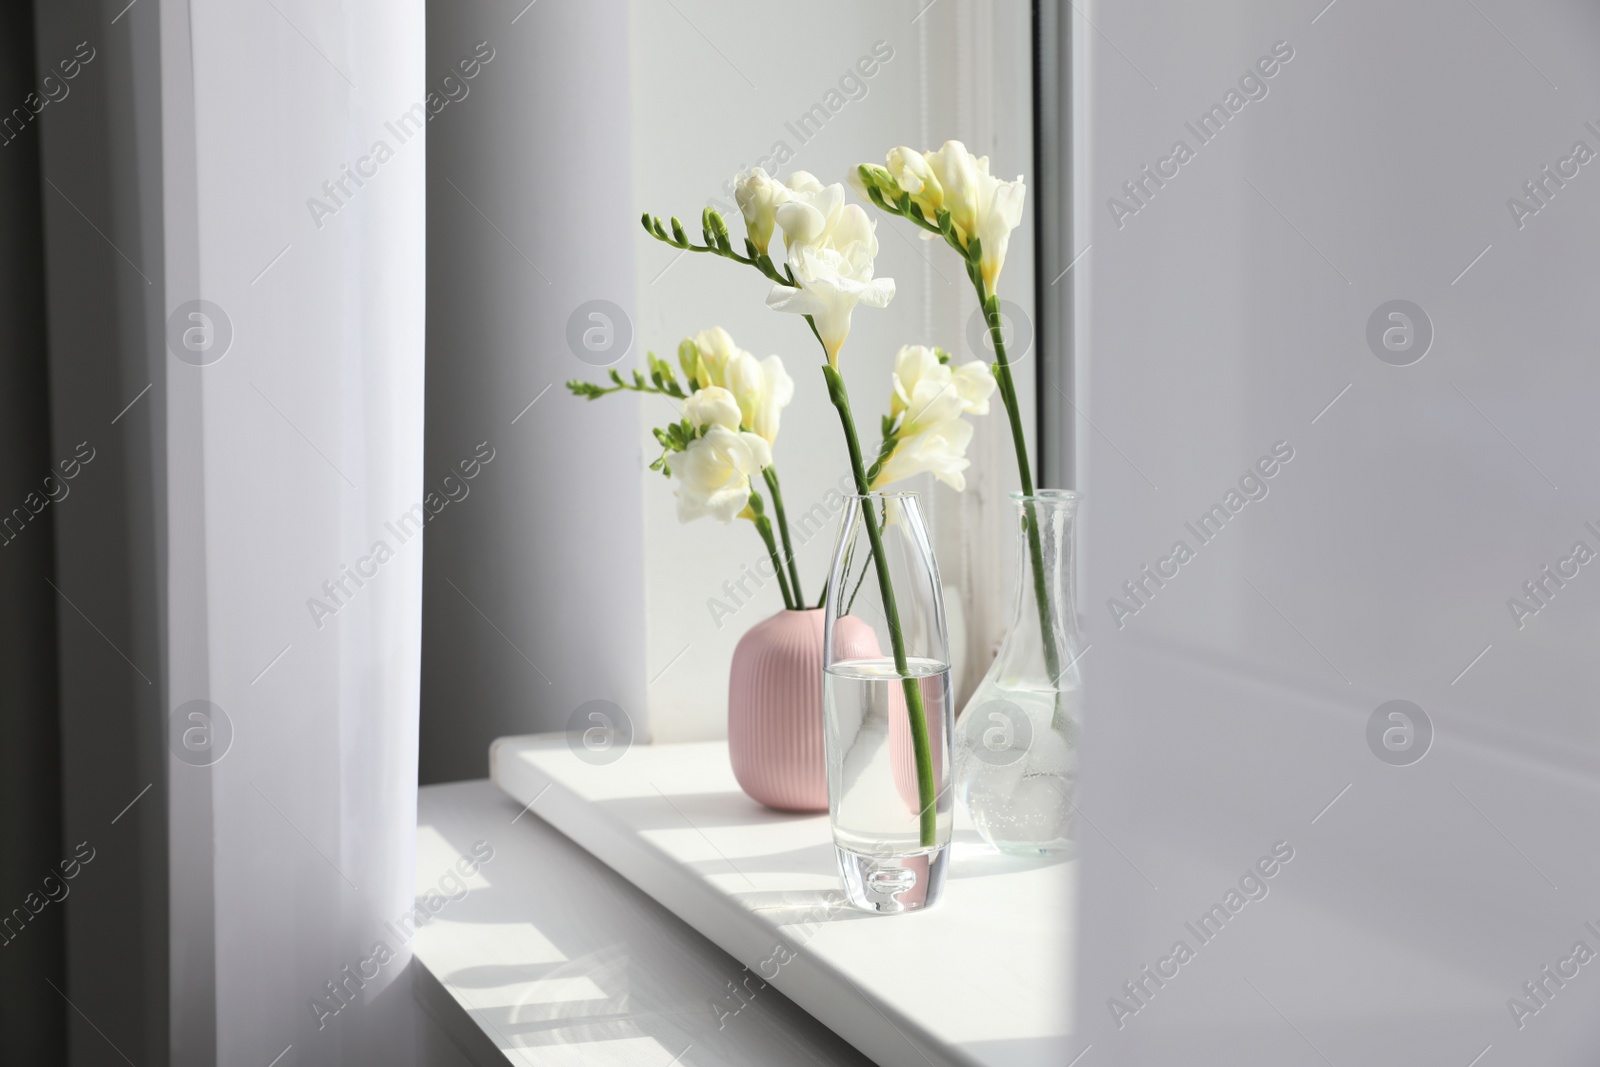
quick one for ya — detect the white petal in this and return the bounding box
[683,386,742,432]
[765,283,825,317]
[855,277,895,309]
[951,360,997,415]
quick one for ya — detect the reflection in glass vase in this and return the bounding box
[957,490,1081,856]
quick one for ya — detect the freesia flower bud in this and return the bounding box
[886,148,941,216]
[733,168,803,256]
[678,338,702,386]
[726,352,795,445]
[690,326,741,388]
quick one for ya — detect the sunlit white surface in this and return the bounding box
[414,780,879,1066]
[489,735,1074,1067]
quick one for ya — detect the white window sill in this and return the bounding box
[413,778,874,1066]
[469,735,1076,1067]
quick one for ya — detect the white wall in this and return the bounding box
[628,0,1036,741]
[419,0,646,782]
[1073,1,1600,1062]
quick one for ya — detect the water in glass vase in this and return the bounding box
[823,657,952,914]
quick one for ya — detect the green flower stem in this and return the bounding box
[747,491,797,611]
[641,211,793,288]
[823,365,938,849]
[978,289,1066,731]
[761,467,805,608]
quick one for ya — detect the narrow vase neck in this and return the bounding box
[998,491,1077,672]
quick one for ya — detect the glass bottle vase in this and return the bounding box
[823,492,954,913]
[956,490,1082,856]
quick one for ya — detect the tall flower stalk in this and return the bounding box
[642,172,943,847]
[854,145,1066,727]
[821,366,939,846]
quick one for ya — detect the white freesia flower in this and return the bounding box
[680,330,794,446]
[732,169,829,256]
[974,175,1026,293]
[873,346,995,492]
[949,360,996,416]
[783,170,825,198]
[875,418,976,492]
[726,352,794,445]
[673,424,773,524]
[682,385,743,432]
[877,140,1026,293]
[766,181,895,364]
[890,345,995,434]
[923,141,983,238]
[772,181,843,251]
[891,346,965,431]
[733,168,784,256]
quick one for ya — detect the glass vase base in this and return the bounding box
[835,844,948,914]
[960,765,1079,858]
[958,706,1079,859]
[991,837,1076,859]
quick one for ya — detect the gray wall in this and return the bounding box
[34,2,171,1064]
[0,2,63,1061]
[1074,1,1600,1062]
[419,0,646,783]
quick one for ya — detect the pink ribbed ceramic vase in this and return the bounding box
[728,609,828,811]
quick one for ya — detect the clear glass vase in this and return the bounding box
[823,492,954,913]
[956,490,1082,856]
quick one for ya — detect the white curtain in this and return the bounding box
[167,1,424,1063]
